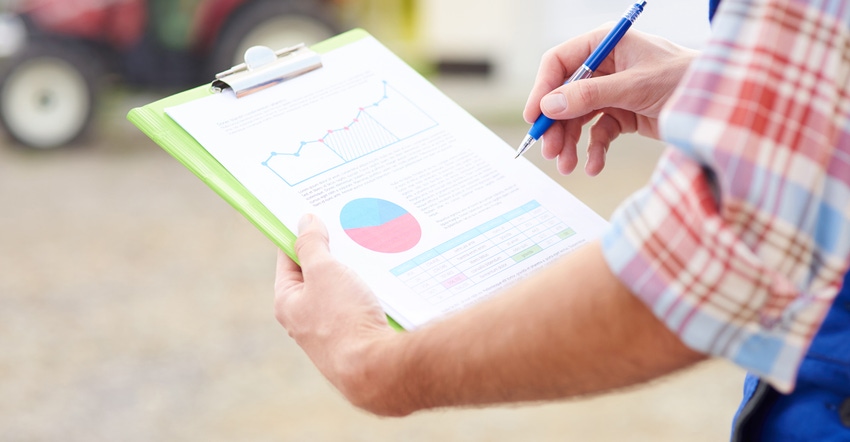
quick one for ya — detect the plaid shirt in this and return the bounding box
[601,0,850,393]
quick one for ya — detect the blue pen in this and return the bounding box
[515,1,647,158]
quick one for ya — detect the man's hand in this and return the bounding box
[273,216,705,417]
[523,28,697,176]
[273,214,399,413]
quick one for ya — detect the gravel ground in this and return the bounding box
[0,91,745,441]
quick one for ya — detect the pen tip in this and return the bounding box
[514,135,536,159]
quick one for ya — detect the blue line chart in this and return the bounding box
[262,80,438,186]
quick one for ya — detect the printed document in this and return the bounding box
[165,36,608,329]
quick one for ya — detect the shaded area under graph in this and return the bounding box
[262,81,438,186]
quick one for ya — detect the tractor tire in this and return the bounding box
[0,40,101,149]
[207,0,339,76]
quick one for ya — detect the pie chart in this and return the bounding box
[339,198,421,253]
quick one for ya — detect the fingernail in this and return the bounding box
[298,214,313,234]
[541,93,567,114]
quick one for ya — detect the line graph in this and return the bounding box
[262,80,438,186]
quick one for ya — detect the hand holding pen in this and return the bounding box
[517,1,646,167]
[520,19,698,175]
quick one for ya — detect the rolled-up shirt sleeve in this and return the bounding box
[601,0,850,392]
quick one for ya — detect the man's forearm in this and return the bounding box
[351,241,706,416]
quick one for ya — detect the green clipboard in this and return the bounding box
[127,29,404,331]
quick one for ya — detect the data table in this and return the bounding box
[391,200,578,305]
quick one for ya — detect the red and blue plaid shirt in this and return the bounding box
[601,0,850,393]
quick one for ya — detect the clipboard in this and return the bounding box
[128,30,373,260]
[128,28,608,332]
[127,29,410,328]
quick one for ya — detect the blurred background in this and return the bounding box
[0,0,746,440]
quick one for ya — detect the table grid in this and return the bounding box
[390,201,576,305]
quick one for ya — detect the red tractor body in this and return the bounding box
[0,0,342,148]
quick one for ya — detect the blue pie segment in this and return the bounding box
[340,198,422,253]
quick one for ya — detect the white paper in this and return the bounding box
[166,36,608,329]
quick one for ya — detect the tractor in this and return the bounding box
[0,0,344,148]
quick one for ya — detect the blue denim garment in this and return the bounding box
[732,271,850,440]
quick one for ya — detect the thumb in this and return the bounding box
[294,214,331,269]
[540,74,631,120]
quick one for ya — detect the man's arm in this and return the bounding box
[274,28,706,416]
[275,215,705,416]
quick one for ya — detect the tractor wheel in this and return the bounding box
[207,0,339,76]
[0,41,101,149]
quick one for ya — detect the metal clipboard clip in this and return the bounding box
[211,43,323,98]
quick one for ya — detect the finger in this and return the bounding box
[524,55,570,123]
[540,110,598,168]
[294,214,332,275]
[274,248,303,293]
[538,110,596,160]
[539,121,567,160]
[585,113,623,176]
[523,28,612,123]
[273,248,304,328]
[539,122,579,175]
[562,110,601,149]
[557,145,579,176]
[541,72,637,122]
